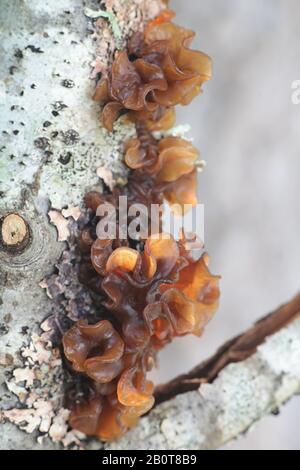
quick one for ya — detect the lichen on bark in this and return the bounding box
[0,0,165,449]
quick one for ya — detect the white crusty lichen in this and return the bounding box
[0,0,166,211]
[0,325,85,449]
[0,0,136,211]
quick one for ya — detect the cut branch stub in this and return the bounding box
[0,213,30,253]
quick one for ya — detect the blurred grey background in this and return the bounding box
[151,0,300,450]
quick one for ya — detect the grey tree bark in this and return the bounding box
[1,0,299,450]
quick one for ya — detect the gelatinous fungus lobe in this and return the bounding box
[93,12,212,131]
[63,232,220,441]
[125,124,199,210]
[63,319,124,383]
[62,5,218,444]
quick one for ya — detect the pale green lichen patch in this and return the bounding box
[84,8,122,47]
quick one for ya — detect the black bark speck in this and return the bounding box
[14,48,23,59]
[44,150,53,162]
[0,324,9,336]
[61,79,75,88]
[21,326,29,335]
[58,152,72,165]
[271,408,280,417]
[9,66,17,75]
[25,45,44,53]
[52,101,68,111]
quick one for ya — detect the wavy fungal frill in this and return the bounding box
[63,233,220,441]
[93,11,212,131]
[61,4,219,443]
[125,123,199,210]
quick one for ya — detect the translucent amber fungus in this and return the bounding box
[125,123,199,210]
[63,319,124,383]
[63,230,220,441]
[93,13,212,131]
[63,3,218,445]
[146,9,176,31]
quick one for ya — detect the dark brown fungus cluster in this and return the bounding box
[93,11,212,131]
[61,5,219,443]
[64,228,220,441]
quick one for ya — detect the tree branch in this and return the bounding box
[106,294,300,450]
[155,292,300,406]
